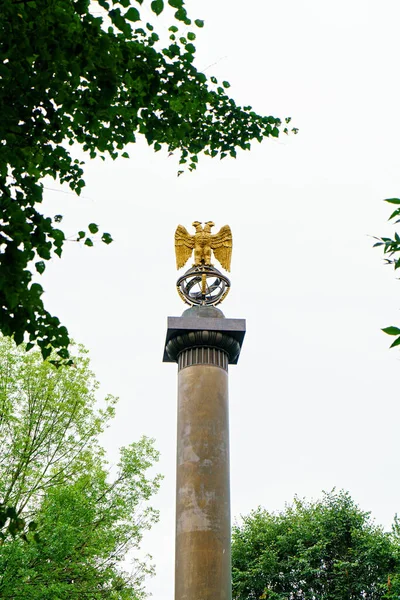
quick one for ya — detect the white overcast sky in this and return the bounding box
[40,0,400,597]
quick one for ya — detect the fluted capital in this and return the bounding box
[166,330,241,367]
[163,310,246,366]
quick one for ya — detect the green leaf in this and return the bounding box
[88,223,99,234]
[14,331,24,346]
[384,198,400,204]
[109,8,131,34]
[84,238,94,247]
[30,283,43,296]
[6,507,17,520]
[8,522,17,536]
[382,326,400,335]
[125,7,141,21]
[151,0,164,15]
[101,233,113,245]
[168,0,183,7]
[121,151,129,158]
[57,347,70,359]
[194,19,204,27]
[390,336,400,348]
[187,32,196,41]
[35,261,46,274]
[388,209,400,220]
[174,8,188,21]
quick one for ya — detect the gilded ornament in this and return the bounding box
[174,221,232,271]
[174,222,232,306]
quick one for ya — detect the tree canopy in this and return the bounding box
[0,0,296,361]
[0,336,161,599]
[232,490,399,600]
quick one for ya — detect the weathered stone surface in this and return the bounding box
[175,365,231,600]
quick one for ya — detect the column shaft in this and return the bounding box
[175,363,231,600]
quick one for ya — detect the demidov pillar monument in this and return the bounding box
[163,221,245,600]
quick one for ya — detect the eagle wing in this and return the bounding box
[175,225,195,269]
[210,225,232,272]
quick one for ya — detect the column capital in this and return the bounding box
[163,308,246,365]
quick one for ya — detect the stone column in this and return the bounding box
[164,306,245,600]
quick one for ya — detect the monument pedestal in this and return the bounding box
[164,306,245,600]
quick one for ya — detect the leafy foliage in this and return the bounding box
[232,490,399,600]
[0,337,161,598]
[0,504,36,543]
[386,516,400,597]
[0,0,296,361]
[374,198,400,348]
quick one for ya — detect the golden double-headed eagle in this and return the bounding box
[175,221,232,271]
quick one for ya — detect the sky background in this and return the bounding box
[40,0,400,597]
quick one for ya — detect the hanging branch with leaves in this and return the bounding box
[0,0,296,362]
[374,198,400,348]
